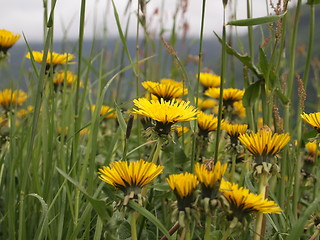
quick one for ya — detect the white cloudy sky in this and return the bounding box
[1,0,296,42]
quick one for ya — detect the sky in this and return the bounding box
[1,0,294,42]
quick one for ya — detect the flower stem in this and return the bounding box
[309,229,320,240]
[151,138,162,164]
[204,215,212,240]
[130,211,138,240]
[214,4,226,164]
[185,224,191,240]
[254,172,268,240]
[230,154,237,182]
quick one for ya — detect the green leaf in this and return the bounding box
[287,197,320,240]
[242,80,262,108]
[258,47,269,77]
[128,201,173,240]
[214,32,262,78]
[117,220,131,240]
[115,104,127,134]
[307,0,320,4]
[27,193,49,240]
[56,167,109,221]
[227,11,287,26]
[275,88,289,105]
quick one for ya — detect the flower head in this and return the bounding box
[26,51,75,71]
[142,80,187,101]
[197,111,224,137]
[0,29,20,55]
[233,101,246,118]
[205,88,244,106]
[195,161,227,199]
[92,105,116,119]
[305,141,320,157]
[0,89,27,110]
[223,123,248,144]
[98,159,164,197]
[238,129,290,163]
[197,72,221,89]
[197,98,217,111]
[301,112,320,132]
[133,98,197,135]
[16,106,34,118]
[171,124,190,137]
[167,172,199,211]
[220,179,282,221]
[53,71,78,87]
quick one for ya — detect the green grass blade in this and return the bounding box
[227,11,287,26]
[56,167,109,221]
[128,201,173,240]
[287,197,320,240]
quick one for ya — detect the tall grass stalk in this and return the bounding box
[280,0,302,209]
[214,2,227,164]
[192,0,206,170]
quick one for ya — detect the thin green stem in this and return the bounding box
[130,211,138,240]
[192,0,206,172]
[254,173,268,240]
[204,215,212,240]
[303,3,315,87]
[247,0,254,64]
[214,7,226,164]
[151,138,162,164]
[230,154,237,182]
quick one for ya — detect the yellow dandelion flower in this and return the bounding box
[223,123,248,144]
[133,98,197,135]
[53,71,78,87]
[0,29,20,55]
[238,129,290,163]
[195,161,227,199]
[0,115,8,127]
[220,179,282,221]
[205,88,244,106]
[160,78,184,87]
[197,72,221,88]
[98,159,164,196]
[26,51,75,70]
[167,172,199,210]
[171,124,190,137]
[197,111,224,137]
[92,105,116,119]
[197,98,217,111]
[16,105,34,118]
[233,100,246,118]
[142,80,188,101]
[0,89,27,110]
[305,141,320,156]
[301,112,320,132]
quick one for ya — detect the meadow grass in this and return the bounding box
[0,0,320,239]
